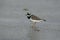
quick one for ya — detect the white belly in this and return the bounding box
[30,18,43,22]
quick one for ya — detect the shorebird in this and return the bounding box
[24,8,46,32]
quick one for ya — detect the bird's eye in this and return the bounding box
[27,14,30,15]
[27,13,30,15]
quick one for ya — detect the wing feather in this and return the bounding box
[31,15,41,20]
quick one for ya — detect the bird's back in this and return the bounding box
[31,15,41,20]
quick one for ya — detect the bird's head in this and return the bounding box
[23,8,32,19]
[26,12,31,16]
[23,8,31,16]
[25,12,32,19]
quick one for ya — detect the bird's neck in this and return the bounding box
[27,16,31,19]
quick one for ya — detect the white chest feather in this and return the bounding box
[30,18,43,22]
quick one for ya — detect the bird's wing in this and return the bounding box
[31,15,41,20]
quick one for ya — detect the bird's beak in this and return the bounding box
[25,14,27,16]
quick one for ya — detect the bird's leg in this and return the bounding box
[32,22,40,32]
[32,22,36,29]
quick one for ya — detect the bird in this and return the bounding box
[23,8,46,32]
[23,9,46,22]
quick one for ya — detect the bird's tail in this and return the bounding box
[43,19,46,21]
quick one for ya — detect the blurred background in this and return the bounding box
[0,0,60,40]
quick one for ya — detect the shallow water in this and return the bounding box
[0,0,60,40]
